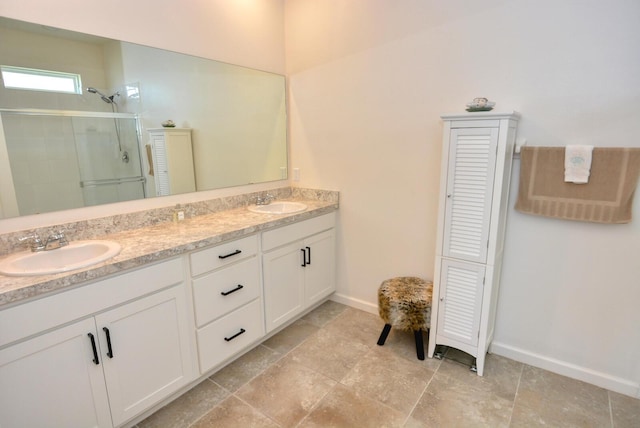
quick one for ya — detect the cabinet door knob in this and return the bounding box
[447,194,452,198]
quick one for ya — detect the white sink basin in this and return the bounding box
[248,201,307,214]
[0,240,122,277]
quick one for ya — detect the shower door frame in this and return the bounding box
[0,108,144,218]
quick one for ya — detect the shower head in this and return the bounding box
[86,87,118,104]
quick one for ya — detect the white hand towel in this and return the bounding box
[564,145,594,184]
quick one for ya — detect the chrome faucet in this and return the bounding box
[19,231,68,252]
[18,233,45,252]
[255,193,275,205]
[44,231,69,250]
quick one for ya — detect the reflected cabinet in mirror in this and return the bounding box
[0,17,287,219]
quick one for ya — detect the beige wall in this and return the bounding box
[286,0,640,397]
[0,0,285,75]
[1,0,639,398]
[118,43,287,191]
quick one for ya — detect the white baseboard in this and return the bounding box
[330,293,377,315]
[490,341,640,399]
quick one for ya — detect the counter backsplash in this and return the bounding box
[0,187,339,257]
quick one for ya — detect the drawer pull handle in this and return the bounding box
[221,284,244,296]
[103,327,114,358]
[305,246,311,265]
[224,328,246,342]
[88,333,100,365]
[219,249,242,259]
[301,248,306,267]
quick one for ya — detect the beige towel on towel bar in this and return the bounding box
[515,146,640,223]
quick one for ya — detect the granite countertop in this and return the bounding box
[0,198,338,308]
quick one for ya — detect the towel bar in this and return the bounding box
[514,137,527,156]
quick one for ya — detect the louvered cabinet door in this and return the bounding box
[437,259,485,347]
[150,134,171,196]
[442,127,498,264]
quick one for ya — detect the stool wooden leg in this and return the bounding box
[377,324,392,346]
[414,330,425,360]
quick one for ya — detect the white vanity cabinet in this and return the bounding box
[428,112,519,376]
[0,206,339,427]
[262,212,336,333]
[190,235,265,374]
[0,258,196,428]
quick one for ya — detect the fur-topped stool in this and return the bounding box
[376,277,433,360]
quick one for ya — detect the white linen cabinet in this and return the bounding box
[148,128,196,196]
[427,112,519,376]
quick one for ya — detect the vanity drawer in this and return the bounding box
[190,235,258,276]
[196,298,264,374]
[192,257,260,327]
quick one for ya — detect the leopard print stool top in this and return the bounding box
[378,277,433,331]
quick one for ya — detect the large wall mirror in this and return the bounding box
[0,17,287,219]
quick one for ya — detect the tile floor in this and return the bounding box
[138,301,640,427]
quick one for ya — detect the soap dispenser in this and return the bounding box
[172,204,185,222]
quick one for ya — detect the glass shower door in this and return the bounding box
[73,115,145,206]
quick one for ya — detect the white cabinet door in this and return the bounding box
[263,241,306,333]
[263,229,336,333]
[0,317,113,428]
[437,259,485,347]
[442,127,498,264]
[303,229,336,307]
[150,132,171,196]
[96,285,194,427]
